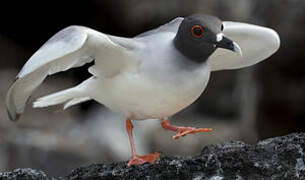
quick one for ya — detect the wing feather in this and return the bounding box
[6,25,131,121]
[135,17,183,38]
[210,21,280,71]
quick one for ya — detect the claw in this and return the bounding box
[127,152,160,166]
[173,127,212,139]
[161,119,212,139]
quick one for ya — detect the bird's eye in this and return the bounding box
[191,25,204,38]
[221,24,224,31]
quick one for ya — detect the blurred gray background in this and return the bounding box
[0,0,304,177]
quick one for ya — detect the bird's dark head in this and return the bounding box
[174,14,241,63]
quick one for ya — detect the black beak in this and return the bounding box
[216,36,242,56]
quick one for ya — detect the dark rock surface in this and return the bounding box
[1,133,305,180]
[0,168,48,180]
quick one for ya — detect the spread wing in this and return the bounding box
[210,21,280,71]
[6,25,133,121]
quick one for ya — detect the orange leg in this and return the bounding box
[126,118,160,166]
[161,118,212,140]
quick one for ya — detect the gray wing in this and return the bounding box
[210,21,280,71]
[135,17,184,38]
[6,25,134,121]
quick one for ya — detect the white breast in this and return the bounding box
[93,68,210,120]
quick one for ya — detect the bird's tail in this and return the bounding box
[33,78,93,109]
[33,89,89,109]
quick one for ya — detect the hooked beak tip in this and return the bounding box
[216,36,243,56]
[233,42,242,56]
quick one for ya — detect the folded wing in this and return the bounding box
[210,21,280,71]
[6,26,131,121]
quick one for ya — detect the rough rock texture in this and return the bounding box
[1,133,305,180]
[0,168,48,180]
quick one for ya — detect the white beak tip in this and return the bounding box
[233,42,243,56]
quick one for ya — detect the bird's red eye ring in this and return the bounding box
[191,25,204,38]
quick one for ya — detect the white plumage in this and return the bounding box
[6,17,280,121]
[210,21,280,71]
